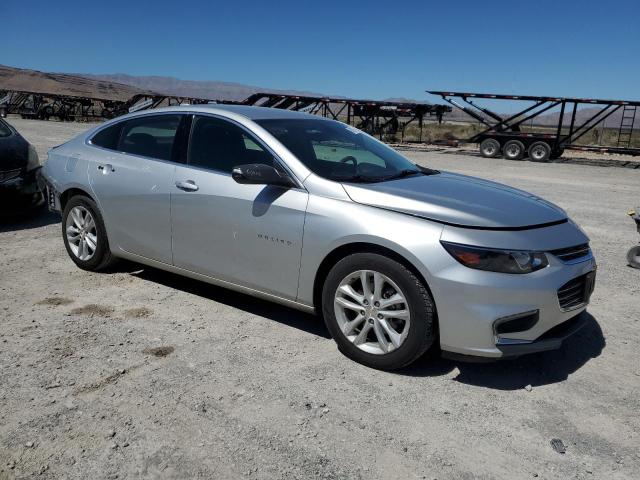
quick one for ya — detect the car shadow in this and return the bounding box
[106,261,605,388]
[398,312,605,389]
[116,261,331,339]
[0,207,59,233]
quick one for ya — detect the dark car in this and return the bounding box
[0,118,43,213]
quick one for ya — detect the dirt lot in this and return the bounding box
[1,118,639,479]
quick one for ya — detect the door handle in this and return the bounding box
[97,164,115,173]
[175,180,199,192]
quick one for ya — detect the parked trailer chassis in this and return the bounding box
[0,89,451,141]
[0,90,129,121]
[428,91,640,161]
[240,93,450,140]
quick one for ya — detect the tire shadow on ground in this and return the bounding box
[398,312,605,390]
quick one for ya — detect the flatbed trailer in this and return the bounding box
[241,93,451,139]
[428,90,640,161]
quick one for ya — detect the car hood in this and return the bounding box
[341,171,567,229]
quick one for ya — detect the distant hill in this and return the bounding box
[0,64,150,101]
[76,73,328,102]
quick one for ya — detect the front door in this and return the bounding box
[171,115,308,300]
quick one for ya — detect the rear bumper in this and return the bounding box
[37,172,61,212]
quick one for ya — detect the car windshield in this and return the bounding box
[256,118,422,182]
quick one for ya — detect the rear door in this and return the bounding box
[88,113,184,264]
[171,114,308,300]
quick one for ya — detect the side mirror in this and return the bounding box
[232,163,296,188]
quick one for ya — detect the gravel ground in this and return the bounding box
[1,118,639,479]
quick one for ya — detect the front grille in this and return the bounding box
[0,168,21,183]
[557,272,595,310]
[550,243,591,263]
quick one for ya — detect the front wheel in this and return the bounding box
[62,195,117,271]
[322,253,436,370]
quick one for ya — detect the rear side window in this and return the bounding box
[90,123,122,150]
[188,115,273,173]
[118,115,181,161]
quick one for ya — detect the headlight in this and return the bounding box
[441,241,548,274]
[27,144,40,171]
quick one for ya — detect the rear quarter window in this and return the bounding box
[90,123,122,150]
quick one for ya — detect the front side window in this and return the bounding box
[188,115,273,173]
[256,118,421,182]
[118,115,181,161]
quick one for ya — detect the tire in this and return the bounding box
[321,253,436,370]
[528,141,551,162]
[628,246,640,269]
[503,140,526,160]
[479,138,501,158]
[62,195,117,271]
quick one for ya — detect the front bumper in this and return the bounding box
[427,238,597,359]
[442,312,588,361]
[0,167,44,213]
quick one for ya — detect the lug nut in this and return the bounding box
[377,313,383,319]
[374,301,380,307]
[368,318,374,324]
[360,310,365,316]
[363,300,368,305]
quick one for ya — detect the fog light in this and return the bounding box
[494,310,539,335]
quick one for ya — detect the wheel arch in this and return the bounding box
[59,186,95,211]
[312,241,438,324]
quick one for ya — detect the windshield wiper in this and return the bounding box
[335,174,388,183]
[380,169,423,181]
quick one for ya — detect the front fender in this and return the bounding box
[296,195,444,306]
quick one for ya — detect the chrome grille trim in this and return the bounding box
[550,243,591,263]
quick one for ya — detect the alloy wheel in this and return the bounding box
[65,206,98,261]
[334,270,411,355]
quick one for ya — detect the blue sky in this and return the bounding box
[2,0,639,103]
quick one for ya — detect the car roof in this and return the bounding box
[146,104,323,121]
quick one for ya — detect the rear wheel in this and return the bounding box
[628,246,640,269]
[479,138,501,158]
[322,253,436,370]
[503,140,526,160]
[528,141,551,162]
[62,195,117,271]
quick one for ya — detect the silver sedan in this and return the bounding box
[41,105,596,369]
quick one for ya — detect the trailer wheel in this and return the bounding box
[479,138,501,158]
[550,148,565,160]
[503,140,525,160]
[528,141,551,162]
